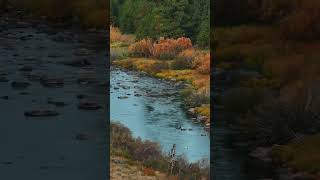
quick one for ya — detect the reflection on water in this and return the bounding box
[110,69,210,162]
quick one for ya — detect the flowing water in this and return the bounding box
[110,69,210,162]
[0,18,107,179]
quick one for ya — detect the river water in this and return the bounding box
[0,18,107,179]
[110,68,210,162]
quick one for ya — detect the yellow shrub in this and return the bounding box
[110,26,135,44]
[195,104,210,117]
[177,48,197,61]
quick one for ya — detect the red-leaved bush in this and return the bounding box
[128,37,193,60]
[153,37,192,60]
[128,39,153,57]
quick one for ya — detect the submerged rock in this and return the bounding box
[117,96,128,100]
[146,105,154,111]
[0,76,9,82]
[24,110,59,117]
[48,100,67,107]
[77,77,98,85]
[19,66,33,72]
[76,94,88,99]
[78,102,101,110]
[63,58,91,67]
[48,53,63,58]
[73,48,91,56]
[27,72,45,81]
[40,77,64,88]
[75,133,89,141]
[11,81,30,89]
[1,96,9,100]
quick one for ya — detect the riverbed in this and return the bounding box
[110,68,210,162]
[0,16,107,179]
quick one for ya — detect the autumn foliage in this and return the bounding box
[193,53,211,74]
[153,37,192,59]
[128,37,193,60]
[128,39,153,58]
[110,26,135,44]
[177,48,197,62]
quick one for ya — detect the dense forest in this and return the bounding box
[111,0,210,47]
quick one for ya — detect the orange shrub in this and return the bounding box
[177,48,197,62]
[176,37,193,50]
[110,26,122,43]
[128,39,153,57]
[194,53,211,74]
[153,37,193,60]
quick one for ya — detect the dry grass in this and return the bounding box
[112,58,169,74]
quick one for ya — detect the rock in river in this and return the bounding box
[19,66,33,72]
[40,77,64,88]
[0,76,9,82]
[117,96,128,100]
[146,105,154,111]
[48,100,67,107]
[78,102,101,110]
[24,110,59,117]
[75,133,89,141]
[76,94,88,99]
[1,96,9,100]
[11,81,30,89]
[73,48,91,56]
[77,77,98,85]
[63,58,91,67]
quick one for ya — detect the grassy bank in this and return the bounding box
[111,27,210,128]
[111,122,209,179]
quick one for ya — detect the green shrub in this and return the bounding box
[170,59,193,70]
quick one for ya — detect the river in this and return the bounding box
[110,68,210,162]
[0,16,107,179]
